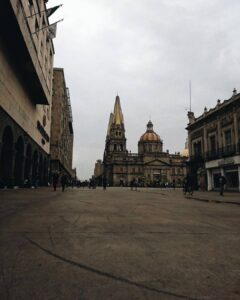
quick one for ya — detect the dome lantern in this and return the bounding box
[139,120,161,142]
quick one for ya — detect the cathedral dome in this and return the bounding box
[139,121,161,142]
[181,148,189,157]
[181,137,189,157]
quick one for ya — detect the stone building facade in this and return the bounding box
[186,89,240,192]
[103,96,187,186]
[0,0,55,187]
[94,159,104,184]
[50,68,74,179]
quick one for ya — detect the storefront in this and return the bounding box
[206,156,240,192]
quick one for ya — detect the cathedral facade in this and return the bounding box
[103,96,187,186]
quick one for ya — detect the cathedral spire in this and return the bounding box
[107,113,114,137]
[113,95,124,125]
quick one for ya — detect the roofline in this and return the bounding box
[186,92,240,129]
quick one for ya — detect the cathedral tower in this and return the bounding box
[103,95,127,186]
[105,95,127,154]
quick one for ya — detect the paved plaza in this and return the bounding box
[0,187,240,300]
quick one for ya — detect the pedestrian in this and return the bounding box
[219,175,226,196]
[35,175,39,188]
[52,172,59,191]
[183,174,194,195]
[102,176,107,190]
[130,179,134,191]
[173,179,176,190]
[61,174,68,192]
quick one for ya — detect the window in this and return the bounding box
[225,130,231,146]
[193,141,202,156]
[209,135,216,152]
[45,56,48,70]
[35,19,39,34]
[40,41,44,56]
[120,144,123,151]
[132,168,135,173]
[114,144,117,151]
[119,132,122,136]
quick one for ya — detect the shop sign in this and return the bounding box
[218,158,235,166]
[37,120,50,142]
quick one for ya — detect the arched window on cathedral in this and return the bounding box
[114,144,117,151]
[120,144,123,151]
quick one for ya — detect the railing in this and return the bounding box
[222,144,236,157]
[191,143,240,162]
[205,149,220,160]
[66,87,73,122]
[190,154,204,162]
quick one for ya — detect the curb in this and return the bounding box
[186,196,240,206]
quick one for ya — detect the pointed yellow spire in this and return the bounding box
[107,113,114,136]
[113,95,124,125]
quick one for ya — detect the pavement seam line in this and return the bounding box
[25,236,199,300]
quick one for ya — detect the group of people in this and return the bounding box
[183,173,227,196]
[50,173,227,195]
[52,173,68,192]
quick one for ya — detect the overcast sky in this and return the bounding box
[50,0,240,179]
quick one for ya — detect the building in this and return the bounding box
[186,89,240,192]
[94,159,104,185]
[0,0,54,187]
[50,68,74,179]
[103,96,187,186]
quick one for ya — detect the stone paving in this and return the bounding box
[0,187,240,300]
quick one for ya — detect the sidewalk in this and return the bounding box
[187,190,240,205]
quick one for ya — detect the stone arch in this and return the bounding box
[24,143,32,183]
[32,150,39,184]
[14,136,24,186]
[0,126,14,187]
[43,157,48,185]
[38,154,43,185]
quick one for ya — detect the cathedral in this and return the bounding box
[102,95,187,186]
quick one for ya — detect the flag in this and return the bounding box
[46,5,62,18]
[48,23,57,39]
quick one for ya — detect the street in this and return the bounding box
[0,187,240,300]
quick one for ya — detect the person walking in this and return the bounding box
[219,175,226,196]
[61,174,68,192]
[52,172,59,191]
[102,176,107,190]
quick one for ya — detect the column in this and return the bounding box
[238,166,240,192]
[203,126,208,154]
[233,112,239,153]
[217,119,222,150]
[221,168,224,176]
[207,169,212,191]
[9,147,16,188]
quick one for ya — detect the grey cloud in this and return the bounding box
[50,0,240,178]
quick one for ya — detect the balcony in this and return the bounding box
[222,144,236,157]
[0,0,51,105]
[205,149,220,160]
[192,143,240,163]
[190,153,204,162]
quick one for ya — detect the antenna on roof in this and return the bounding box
[189,80,192,112]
